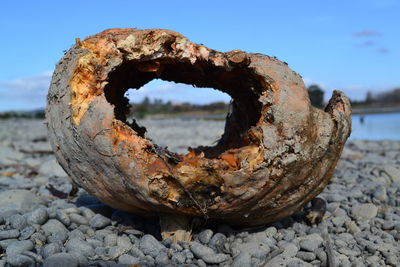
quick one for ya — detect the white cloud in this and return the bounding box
[0,71,52,111]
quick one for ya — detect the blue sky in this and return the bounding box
[0,0,399,111]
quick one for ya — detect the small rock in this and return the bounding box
[198,229,213,244]
[65,238,95,257]
[6,254,35,266]
[232,252,252,267]
[108,246,130,259]
[118,254,140,265]
[69,213,89,225]
[79,207,96,220]
[26,208,48,225]
[382,221,395,230]
[8,214,27,230]
[208,233,226,252]
[6,240,34,255]
[41,243,61,259]
[231,241,270,259]
[296,251,316,262]
[104,234,118,247]
[373,185,387,202]
[19,226,36,240]
[172,252,186,264]
[89,214,111,229]
[190,241,229,264]
[139,234,166,258]
[0,146,24,165]
[351,203,378,220]
[68,229,86,240]
[42,219,68,236]
[345,220,361,234]
[55,210,70,226]
[299,235,323,252]
[130,246,145,258]
[43,253,79,267]
[265,226,278,238]
[155,252,170,265]
[42,219,68,243]
[0,230,20,240]
[86,238,103,248]
[117,235,132,250]
[38,158,68,177]
[287,258,313,267]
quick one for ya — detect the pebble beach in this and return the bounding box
[0,118,399,266]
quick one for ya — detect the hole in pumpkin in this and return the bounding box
[124,79,231,154]
[104,58,263,159]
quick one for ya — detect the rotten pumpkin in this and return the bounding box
[46,28,351,240]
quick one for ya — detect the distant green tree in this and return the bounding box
[308,85,324,108]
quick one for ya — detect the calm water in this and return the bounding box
[351,112,400,140]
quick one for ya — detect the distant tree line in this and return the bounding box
[307,85,400,108]
[129,96,229,118]
[351,88,400,107]
[0,110,45,119]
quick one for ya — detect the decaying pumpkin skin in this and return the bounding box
[46,28,351,226]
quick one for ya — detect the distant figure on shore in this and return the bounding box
[360,115,365,125]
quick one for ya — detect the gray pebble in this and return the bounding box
[231,241,270,259]
[130,246,145,258]
[43,253,79,267]
[9,214,27,230]
[352,203,378,220]
[6,254,35,266]
[208,233,226,252]
[65,238,95,257]
[108,245,131,259]
[198,229,213,244]
[41,243,61,259]
[26,208,48,225]
[55,210,70,226]
[172,252,186,264]
[139,234,166,258]
[104,233,118,247]
[190,241,229,264]
[287,258,314,267]
[42,219,68,237]
[197,259,207,267]
[232,252,252,267]
[19,226,36,240]
[382,221,395,230]
[0,230,20,240]
[0,189,44,213]
[79,207,96,220]
[94,247,108,258]
[0,239,18,250]
[265,226,278,238]
[155,251,170,265]
[296,251,316,262]
[69,213,89,225]
[118,254,140,265]
[68,229,85,240]
[86,238,103,248]
[373,185,387,202]
[30,232,46,245]
[299,235,323,252]
[116,235,132,253]
[123,229,143,236]
[171,242,183,251]
[90,214,111,229]
[6,240,34,255]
